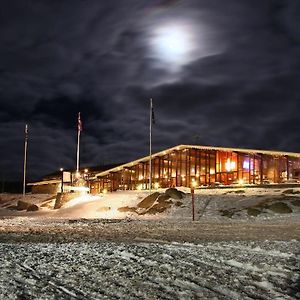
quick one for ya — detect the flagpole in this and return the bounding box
[149,99,152,193]
[76,129,80,172]
[23,124,28,198]
[76,112,81,173]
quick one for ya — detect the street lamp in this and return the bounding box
[60,168,64,194]
[84,169,90,193]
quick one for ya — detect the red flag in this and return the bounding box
[78,112,82,132]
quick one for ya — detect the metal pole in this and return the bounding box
[60,169,64,194]
[87,175,90,193]
[76,112,81,173]
[191,187,195,221]
[76,129,80,172]
[23,124,28,198]
[149,98,152,194]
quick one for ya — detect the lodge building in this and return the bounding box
[89,144,300,193]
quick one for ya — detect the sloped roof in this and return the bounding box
[27,179,61,186]
[94,144,300,178]
[28,163,123,185]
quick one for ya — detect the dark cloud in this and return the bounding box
[0,0,300,181]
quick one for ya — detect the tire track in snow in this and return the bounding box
[187,247,296,300]
[138,242,297,300]
[17,262,90,300]
[127,244,284,299]
[105,244,235,299]
[191,242,300,297]
[126,243,249,300]
[1,241,299,300]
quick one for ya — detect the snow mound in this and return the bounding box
[0,187,300,221]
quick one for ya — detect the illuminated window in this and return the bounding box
[225,159,236,172]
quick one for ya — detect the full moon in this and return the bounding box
[149,22,197,67]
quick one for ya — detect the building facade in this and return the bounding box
[91,145,300,193]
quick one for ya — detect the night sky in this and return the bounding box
[1,0,300,181]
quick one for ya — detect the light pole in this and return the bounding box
[60,168,64,194]
[84,168,90,193]
[191,180,197,221]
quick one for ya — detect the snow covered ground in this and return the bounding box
[0,187,300,299]
[1,187,300,220]
[0,240,299,299]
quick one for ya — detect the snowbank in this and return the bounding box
[1,187,300,222]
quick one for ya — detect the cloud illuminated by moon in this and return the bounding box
[149,21,199,68]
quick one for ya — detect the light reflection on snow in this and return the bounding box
[63,194,100,208]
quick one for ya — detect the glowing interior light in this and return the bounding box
[139,175,144,180]
[243,161,250,170]
[238,179,245,185]
[102,188,108,194]
[154,182,160,189]
[225,159,236,172]
[225,159,231,172]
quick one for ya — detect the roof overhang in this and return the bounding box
[94,144,300,178]
[27,179,61,186]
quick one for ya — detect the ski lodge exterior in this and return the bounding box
[90,144,300,193]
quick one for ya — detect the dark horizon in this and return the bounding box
[1,0,300,181]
